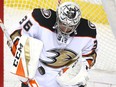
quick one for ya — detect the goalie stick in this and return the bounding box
[0,19,40,87]
[0,19,13,48]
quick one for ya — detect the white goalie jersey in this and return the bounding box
[9,8,97,87]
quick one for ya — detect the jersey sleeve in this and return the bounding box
[9,10,42,55]
[19,14,40,38]
[82,38,97,55]
[82,38,98,68]
[10,11,42,41]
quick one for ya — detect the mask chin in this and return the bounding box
[56,30,69,45]
[57,19,76,35]
[53,19,78,45]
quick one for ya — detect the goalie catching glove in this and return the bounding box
[56,53,89,87]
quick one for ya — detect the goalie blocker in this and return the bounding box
[10,35,43,87]
[0,19,43,87]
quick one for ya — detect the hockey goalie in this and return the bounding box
[1,1,98,87]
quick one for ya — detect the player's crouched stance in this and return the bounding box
[8,1,97,87]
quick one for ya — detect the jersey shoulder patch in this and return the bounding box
[32,8,56,32]
[71,18,97,38]
[40,9,51,19]
[88,21,96,29]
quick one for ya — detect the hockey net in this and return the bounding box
[4,0,116,87]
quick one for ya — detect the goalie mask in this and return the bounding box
[53,2,81,44]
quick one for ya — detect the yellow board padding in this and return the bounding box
[4,0,109,24]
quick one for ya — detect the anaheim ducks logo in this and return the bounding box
[40,48,78,68]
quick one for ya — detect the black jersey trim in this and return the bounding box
[70,18,97,38]
[32,8,56,32]
[32,8,96,38]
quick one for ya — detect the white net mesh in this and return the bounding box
[4,0,116,87]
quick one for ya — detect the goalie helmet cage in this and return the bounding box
[4,0,116,87]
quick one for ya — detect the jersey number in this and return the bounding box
[19,16,33,31]
[23,20,33,31]
[92,40,97,50]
